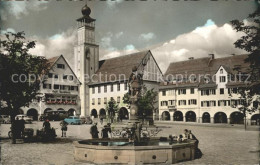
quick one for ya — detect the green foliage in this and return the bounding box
[231,4,260,95]
[0,32,50,119]
[105,98,119,123]
[123,88,158,120]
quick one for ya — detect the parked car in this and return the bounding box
[39,114,47,121]
[80,116,93,124]
[15,115,33,123]
[64,116,81,125]
[85,116,93,124]
[0,115,11,124]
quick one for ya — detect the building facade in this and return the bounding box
[88,50,162,120]
[74,5,99,117]
[74,5,163,119]
[21,55,81,120]
[159,54,260,125]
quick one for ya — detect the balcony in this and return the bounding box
[168,105,177,112]
[46,101,77,105]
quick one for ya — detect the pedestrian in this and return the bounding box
[20,116,26,138]
[182,129,189,140]
[101,126,109,138]
[106,123,112,137]
[188,130,199,147]
[90,122,99,138]
[13,117,20,139]
[60,120,68,137]
[100,117,103,125]
[43,118,51,132]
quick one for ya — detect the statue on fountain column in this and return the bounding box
[128,66,143,102]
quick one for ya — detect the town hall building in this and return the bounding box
[74,5,162,120]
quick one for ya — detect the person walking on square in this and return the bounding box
[101,124,111,138]
[100,117,103,125]
[43,118,51,133]
[60,120,68,137]
[188,130,199,147]
[20,116,26,138]
[183,129,189,140]
[188,130,202,159]
[90,123,99,138]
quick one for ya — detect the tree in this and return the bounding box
[0,32,49,143]
[231,3,260,95]
[233,88,257,130]
[105,98,119,123]
[123,88,158,124]
[231,3,260,129]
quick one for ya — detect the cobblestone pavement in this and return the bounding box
[0,121,259,164]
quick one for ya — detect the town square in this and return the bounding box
[0,1,259,164]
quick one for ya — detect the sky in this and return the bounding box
[0,0,258,73]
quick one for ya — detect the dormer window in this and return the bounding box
[204,78,210,84]
[220,69,223,74]
[57,64,65,69]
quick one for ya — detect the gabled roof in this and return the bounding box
[47,55,81,84]
[47,56,60,70]
[165,54,249,78]
[208,54,250,74]
[92,50,150,84]
[162,54,250,88]
[164,57,211,77]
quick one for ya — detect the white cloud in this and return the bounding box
[106,0,124,9]
[1,28,16,34]
[124,44,135,51]
[5,1,48,19]
[151,19,247,73]
[29,28,76,63]
[139,32,156,41]
[29,43,45,57]
[115,32,123,38]
[102,44,138,60]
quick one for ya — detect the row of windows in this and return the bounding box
[201,89,216,95]
[160,99,247,107]
[43,84,78,91]
[48,73,74,81]
[92,96,121,105]
[160,99,197,106]
[162,88,242,96]
[162,88,195,96]
[46,96,77,102]
[92,83,128,94]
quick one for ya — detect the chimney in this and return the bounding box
[209,54,214,60]
[188,57,194,60]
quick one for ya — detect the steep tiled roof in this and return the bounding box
[162,54,250,89]
[92,50,150,84]
[47,56,60,70]
[46,55,81,84]
[164,57,212,77]
[208,54,250,74]
[165,54,249,77]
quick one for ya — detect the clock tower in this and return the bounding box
[74,4,99,117]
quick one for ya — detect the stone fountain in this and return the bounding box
[73,64,196,164]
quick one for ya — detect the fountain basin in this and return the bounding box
[73,138,196,164]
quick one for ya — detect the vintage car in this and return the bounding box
[64,116,81,125]
[80,116,93,124]
[15,115,33,123]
